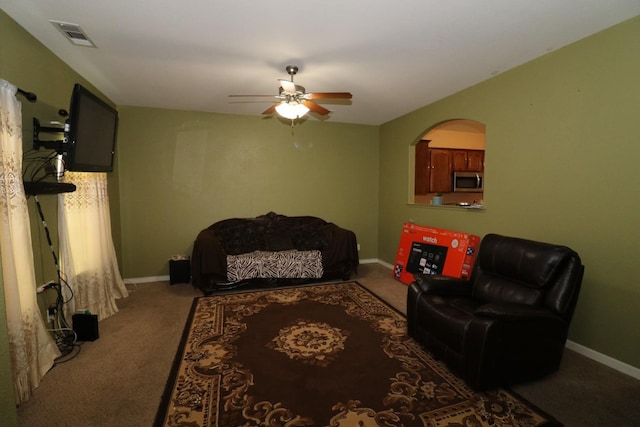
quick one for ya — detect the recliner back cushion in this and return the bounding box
[472,234,581,312]
[473,274,544,305]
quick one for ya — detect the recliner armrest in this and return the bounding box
[413,273,473,296]
[475,303,561,322]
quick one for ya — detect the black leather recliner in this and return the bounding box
[407,233,584,390]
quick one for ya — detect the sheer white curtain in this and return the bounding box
[0,79,61,405]
[58,172,128,320]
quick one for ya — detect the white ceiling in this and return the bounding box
[2,1,639,125]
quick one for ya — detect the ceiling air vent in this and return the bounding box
[49,20,97,48]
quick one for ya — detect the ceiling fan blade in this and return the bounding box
[228,94,277,98]
[306,92,352,99]
[279,79,297,94]
[302,100,331,116]
[262,104,277,115]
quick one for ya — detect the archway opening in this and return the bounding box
[411,119,486,206]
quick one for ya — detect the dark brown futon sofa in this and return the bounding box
[191,212,359,294]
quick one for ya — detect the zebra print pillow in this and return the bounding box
[227,250,323,282]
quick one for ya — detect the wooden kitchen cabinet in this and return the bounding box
[415,142,430,195]
[415,145,452,194]
[429,149,452,193]
[453,150,484,172]
[467,151,484,171]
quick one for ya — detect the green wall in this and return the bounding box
[379,16,640,369]
[116,107,379,278]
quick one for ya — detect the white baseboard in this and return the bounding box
[361,258,393,269]
[565,340,640,380]
[125,261,639,380]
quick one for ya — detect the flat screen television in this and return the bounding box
[64,83,118,172]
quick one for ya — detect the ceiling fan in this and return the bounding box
[229,65,352,121]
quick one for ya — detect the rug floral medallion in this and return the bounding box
[155,282,560,427]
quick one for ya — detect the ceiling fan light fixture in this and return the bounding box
[275,101,309,120]
[230,65,351,122]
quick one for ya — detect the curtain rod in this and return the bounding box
[17,88,37,102]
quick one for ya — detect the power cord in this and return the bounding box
[33,195,77,356]
[22,149,64,183]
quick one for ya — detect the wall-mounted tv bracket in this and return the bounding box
[33,117,68,154]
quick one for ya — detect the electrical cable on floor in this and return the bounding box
[53,344,82,364]
[46,281,78,362]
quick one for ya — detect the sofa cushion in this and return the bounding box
[213,219,260,255]
[291,227,329,250]
[264,231,295,251]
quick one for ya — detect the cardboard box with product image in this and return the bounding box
[393,223,480,285]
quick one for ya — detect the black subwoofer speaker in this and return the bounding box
[169,259,191,285]
[72,313,99,341]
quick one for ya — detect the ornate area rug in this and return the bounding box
[154,282,561,427]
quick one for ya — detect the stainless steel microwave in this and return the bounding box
[453,172,484,192]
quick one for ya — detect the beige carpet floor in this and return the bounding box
[16,263,640,426]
